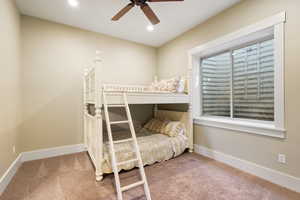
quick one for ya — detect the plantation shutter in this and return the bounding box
[200,39,274,121]
[232,39,274,121]
[201,52,231,117]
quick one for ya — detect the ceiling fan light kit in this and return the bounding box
[112,0,184,25]
[68,0,79,7]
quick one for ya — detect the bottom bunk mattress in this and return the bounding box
[102,128,188,173]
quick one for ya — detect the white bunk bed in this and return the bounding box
[83,53,194,181]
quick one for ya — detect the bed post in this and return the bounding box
[83,68,88,148]
[188,64,194,153]
[94,51,103,181]
[154,104,158,118]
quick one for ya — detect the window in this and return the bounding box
[202,52,231,117]
[189,12,286,138]
[201,39,275,121]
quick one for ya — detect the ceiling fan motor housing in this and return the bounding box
[130,0,148,6]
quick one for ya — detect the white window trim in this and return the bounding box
[188,12,286,138]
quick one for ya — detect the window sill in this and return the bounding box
[194,116,286,138]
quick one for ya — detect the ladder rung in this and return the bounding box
[108,104,126,108]
[117,158,138,166]
[110,120,129,125]
[113,138,133,144]
[121,181,145,192]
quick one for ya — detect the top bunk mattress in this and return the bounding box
[102,78,188,94]
[85,77,190,104]
[86,91,190,104]
[102,92,190,105]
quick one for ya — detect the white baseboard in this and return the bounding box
[194,144,300,193]
[0,154,22,195]
[0,144,86,196]
[21,144,86,162]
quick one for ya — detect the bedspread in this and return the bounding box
[102,129,188,173]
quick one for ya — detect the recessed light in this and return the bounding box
[147,25,154,32]
[68,0,79,7]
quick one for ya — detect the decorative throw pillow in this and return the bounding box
[176,76,186,93]
[144,118,156,130]
[152,120,164,132]
[165,77,179,92]
[150,77,180,92]
[159,120,170,133]
[162,121,186,137]
[184,78,189,94]
[156,80,168,92]
[144,118,164,132]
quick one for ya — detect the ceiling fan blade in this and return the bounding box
[148,0,184,2]
[111,3,134,21]
[141,4,160,25]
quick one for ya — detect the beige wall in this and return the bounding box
[3,0,299,182]
[157,0,300,178]
[20,16,156,152]
[0,0,21,178]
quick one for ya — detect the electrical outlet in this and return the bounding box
[12,145,16,154]
[278,154,286,164]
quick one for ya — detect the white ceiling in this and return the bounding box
[16,0,240,47]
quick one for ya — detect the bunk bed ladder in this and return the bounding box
[102,92,152,200]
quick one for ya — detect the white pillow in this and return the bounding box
[177,76,185,93]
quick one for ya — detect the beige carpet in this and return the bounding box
[1,152,299,200]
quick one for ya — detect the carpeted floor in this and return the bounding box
[1,152,300,200]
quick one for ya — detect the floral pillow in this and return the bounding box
[144,119,186,137]
[144,118,164,133]
[150,77,180,92]
[144,118,156,130]
[159,120,170,133]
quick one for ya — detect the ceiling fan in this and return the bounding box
[112,0,184,25]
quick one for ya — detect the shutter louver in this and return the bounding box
[201,52,231,117]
